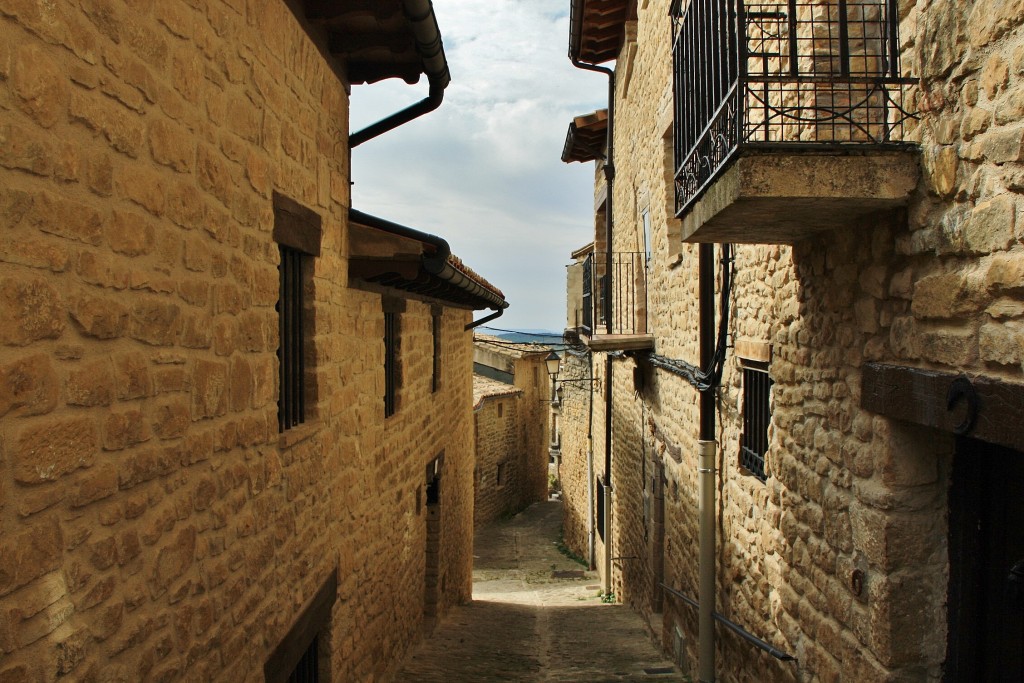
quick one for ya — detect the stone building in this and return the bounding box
[472,376,528,527]
[558,0,1024,681]
[471,335,552,525]
[0,2,507,681]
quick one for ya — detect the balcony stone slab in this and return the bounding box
[583,333,655,352]
[681,150,920,244]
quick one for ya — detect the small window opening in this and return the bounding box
[273,193,320,433]
[383,299,404,417]
[740,360,772,482]
[431,310,441,393]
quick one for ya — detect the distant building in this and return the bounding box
[472,335,553,525]
[0,2,506,681]
[559,0,1024,681]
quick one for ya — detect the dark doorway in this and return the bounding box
[947,437,1024,681]
[424,455,443,625]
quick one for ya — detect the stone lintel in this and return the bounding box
[735,339,772,363]
[681,150,920,244]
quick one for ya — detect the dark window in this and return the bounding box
[497,402,503,418]
[278,245,306,432]
[382,298,405,418]
[384,311,399,417]
[287,637,318,683]
[496,462,506,487]
[264,573,336,683]
[431,310,441,394]
[740,362,772,482]
[273,193,320,433]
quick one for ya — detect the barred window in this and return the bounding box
[264,573,335,683]
[740,361,772,482]
[277,245,307,432]
[431,308,441,394]
[383,298,404,418]
[273,193,320,433]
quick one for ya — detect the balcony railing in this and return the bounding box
[579,252,648,337]
[672,0,916,218]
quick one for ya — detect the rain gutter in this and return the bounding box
[349,0,451,148]
[348,209,508,327]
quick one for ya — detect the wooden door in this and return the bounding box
[947,438,1024,681]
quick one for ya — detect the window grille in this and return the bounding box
[431,312,441,393]
[740,363,772,482]
[278,245,306,432]
[264,573,335,683]
[272,193,320,434]
[286,637,319,683]
[384,310,399,417]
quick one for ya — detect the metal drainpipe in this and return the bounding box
[587,350,596,570]
[698,243,717,682]
[349,0,450,148]
[572,47,616,601]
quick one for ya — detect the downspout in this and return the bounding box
[570,54,616,597]
[587,350,596,570]
[698,243,717,683]
[349,0,451,148]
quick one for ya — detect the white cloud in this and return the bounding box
[349,1,607,331]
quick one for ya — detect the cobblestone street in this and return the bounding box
[392,501,687,682]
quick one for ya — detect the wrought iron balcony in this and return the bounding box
[579,251,654,351]
[672,0,919,243]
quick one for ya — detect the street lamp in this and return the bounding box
[545,350,561,383]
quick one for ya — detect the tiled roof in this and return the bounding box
[474,334,550,359]
[473,374,522,409]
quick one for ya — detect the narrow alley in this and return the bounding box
[393,501,687,682]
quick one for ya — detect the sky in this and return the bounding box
[348,1,606,333]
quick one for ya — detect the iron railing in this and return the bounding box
[672,0,916,217]
[579,252,648,336]
[581,253,594,335]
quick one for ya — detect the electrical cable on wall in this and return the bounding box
[646,243,734,393]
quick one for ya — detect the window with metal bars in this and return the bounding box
[264,573,335,683]
[278,245,306,432]
[286,637,319,683]
[431,308,441,394]
[272,193,320,434]
[740,362,773,482]
[384,311,398,417]
[383,299,404,417]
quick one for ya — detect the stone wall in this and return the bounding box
[0,3,476,681]
[564,0,1024,680]
[473,387,526,527]
[554,346,593,563]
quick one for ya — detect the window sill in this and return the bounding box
[278,420,320,450]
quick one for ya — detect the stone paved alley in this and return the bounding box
[392,501,687,682]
